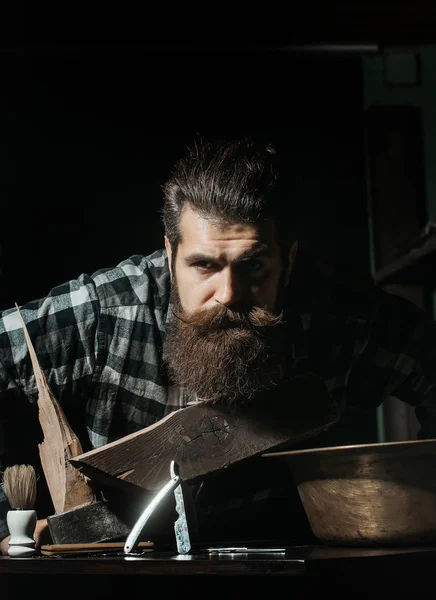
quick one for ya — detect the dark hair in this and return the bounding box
[162,138,295,253]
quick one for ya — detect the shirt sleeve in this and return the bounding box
[0,273,101,540]
[346,287,436,439]
[0,273,101,402]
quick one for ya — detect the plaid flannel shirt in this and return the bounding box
[1,248,436,542]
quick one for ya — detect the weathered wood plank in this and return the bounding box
[71,373,340,493]
[16,305,95,514]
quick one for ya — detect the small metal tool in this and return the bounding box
[171,461,192,554]
[124,460,192,555]
[206,547,287,554]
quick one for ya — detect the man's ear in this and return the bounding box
[164,236,173,280]
[284,240,299,287]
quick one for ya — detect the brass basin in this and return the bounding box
[264,439,436,546]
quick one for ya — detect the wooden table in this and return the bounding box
[2,545,436,597]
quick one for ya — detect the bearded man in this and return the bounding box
[2,138,436,552]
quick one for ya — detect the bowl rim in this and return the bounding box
[262,438,436,458]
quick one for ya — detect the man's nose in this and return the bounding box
[214,268,244,307]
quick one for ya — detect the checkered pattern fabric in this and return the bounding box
[1,248,436,541]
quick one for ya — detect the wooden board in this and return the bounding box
[15,305,95,513]
[40,541,154,556]
[70,373,341,493]
[299,544,436,576]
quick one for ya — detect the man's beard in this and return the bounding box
[164,283,288,407]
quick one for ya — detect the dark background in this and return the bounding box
[0,45,375,456]
[3,1,436,471]
[0,48,368,308]
[5,0,436,306]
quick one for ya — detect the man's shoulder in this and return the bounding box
[290,248,379,318]
[90,249,170,308]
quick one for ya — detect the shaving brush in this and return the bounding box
[2,464,38,557]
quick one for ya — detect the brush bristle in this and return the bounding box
[2,464,37,509]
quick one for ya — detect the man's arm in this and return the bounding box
[0,272,102,547]
[0,273,101,402]
[346,287,436,438]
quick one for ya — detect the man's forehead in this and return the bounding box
[178,207,278,246]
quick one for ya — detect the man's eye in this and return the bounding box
[246,259,263,272]
[194,261,215,271]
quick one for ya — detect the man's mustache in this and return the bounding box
[172,303,284,334]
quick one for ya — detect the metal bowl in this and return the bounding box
[264,439,436,546]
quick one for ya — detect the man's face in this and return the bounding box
[163,207,298,405]
[165,206,291,314]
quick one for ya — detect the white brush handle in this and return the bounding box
[7,509,37,557]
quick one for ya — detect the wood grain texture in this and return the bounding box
[40,541,153,555]
[70,373,340,492]
[15,305,95,514]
